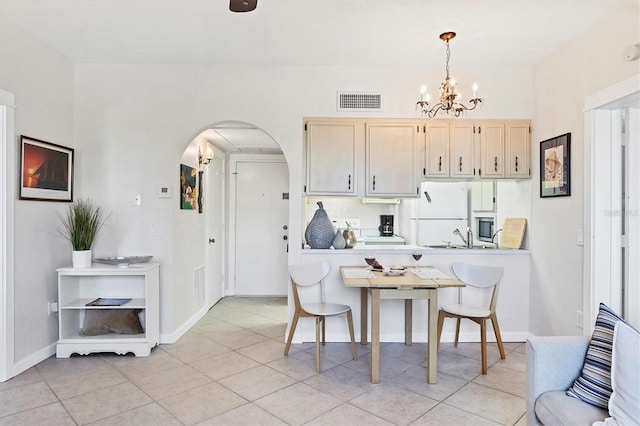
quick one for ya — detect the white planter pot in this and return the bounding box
[72,250,92,268]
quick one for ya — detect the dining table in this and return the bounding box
[340,266,465,384]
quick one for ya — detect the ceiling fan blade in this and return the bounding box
[229,0,257,12]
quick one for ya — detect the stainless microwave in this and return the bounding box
[477,217,494,243]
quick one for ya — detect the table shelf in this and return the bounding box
[56,263,159,358]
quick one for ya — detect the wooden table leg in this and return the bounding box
[404,299,412,346]
[427,289,438,384]
[371,289,380,384]
[360,287,368,345]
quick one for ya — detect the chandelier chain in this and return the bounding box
[445,40,450,80]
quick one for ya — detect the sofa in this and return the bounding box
[526,336,608,426]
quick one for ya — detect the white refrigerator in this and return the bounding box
[409,182,469,246]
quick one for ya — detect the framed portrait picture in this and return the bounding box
[180,164,197,210]
[540,133,571,198]
[19,135,74,202]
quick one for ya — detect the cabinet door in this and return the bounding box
[479,122,505,178]
[471,181,496,211]
[425,121,449,177]
[305,120,360,195]
[366,122,420,197]
[505,121,530,178]
[450,122,475,178]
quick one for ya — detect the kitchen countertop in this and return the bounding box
[302,244,530,255]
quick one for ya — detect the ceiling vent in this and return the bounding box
[337,92,383,112]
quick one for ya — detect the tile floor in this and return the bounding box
[0,297,528,425]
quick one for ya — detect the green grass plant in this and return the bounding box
[59,199,106,251]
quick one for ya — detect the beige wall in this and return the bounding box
[0,16,74,366]
[529,1,640,335]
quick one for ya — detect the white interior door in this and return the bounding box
[206,153,224,307]
[235,160,289,296]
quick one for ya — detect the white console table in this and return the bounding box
[56,262,160,358]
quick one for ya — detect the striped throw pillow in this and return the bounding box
[566,303,625,409]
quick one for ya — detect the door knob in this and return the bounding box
[209,238,215,243]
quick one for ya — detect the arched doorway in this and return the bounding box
[187,121,290,304]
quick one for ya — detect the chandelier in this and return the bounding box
[416,32,483,118]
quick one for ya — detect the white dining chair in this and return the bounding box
[436,262,506,374]
[284,261,357,372]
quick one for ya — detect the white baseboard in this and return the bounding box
[293,331,529,344]
[11,342,56,378]
[159,304,209,344]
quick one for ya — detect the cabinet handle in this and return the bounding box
[372,175,376,191]
[459,156,462,172]
[494,157,498,172]
[438,156,442,172]
[515,156,519,172]
[348,174,351,190]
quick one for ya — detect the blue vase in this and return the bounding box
[305,201,334,249]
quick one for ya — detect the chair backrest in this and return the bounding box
[451,262,504,313]
[289,261,331,306]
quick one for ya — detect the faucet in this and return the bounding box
[454,227,474,248]
[492,228,503,248]
[453,228,466,246]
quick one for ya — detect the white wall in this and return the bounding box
[73,63,532,338]
[0,16,74,370]
[529,1,640,335]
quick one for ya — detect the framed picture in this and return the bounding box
[19,135,74,202]
[540,133,571,198]
[180,164,197,210]
[197,170,204,214]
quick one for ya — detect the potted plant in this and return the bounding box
[59,198,106,268]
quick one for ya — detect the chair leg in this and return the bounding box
[454,318,461,347]
[480,318,487,375]
[437,310,445,351]
[321,315,326,346]
[315,316,321,372]
[491,313,506,359]
[284,312,300,356]
[346,310,357,360]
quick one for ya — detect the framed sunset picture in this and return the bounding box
[19,135,74,202]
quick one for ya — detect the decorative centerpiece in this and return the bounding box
[58,198,106,268]
[305,201,334,249]
[332,228,346,249]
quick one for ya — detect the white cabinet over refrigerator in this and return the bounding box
[409,182,469,246]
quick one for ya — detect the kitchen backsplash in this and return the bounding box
[304,197,398,236]
[304,181,531,246]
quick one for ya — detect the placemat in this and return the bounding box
[410,268,452,279]
[342,268,375,279]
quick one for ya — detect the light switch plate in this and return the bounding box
[576,229,584,246]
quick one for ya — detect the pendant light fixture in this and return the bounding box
[416,32,483,118]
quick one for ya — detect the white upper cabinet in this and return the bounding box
[505,121,531,178]
[365,121,421,197]
[305,120,361,196]
[304,118,531,198]
[450,121,476,178]
[424,121,450,177]
[479,121,505,178]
